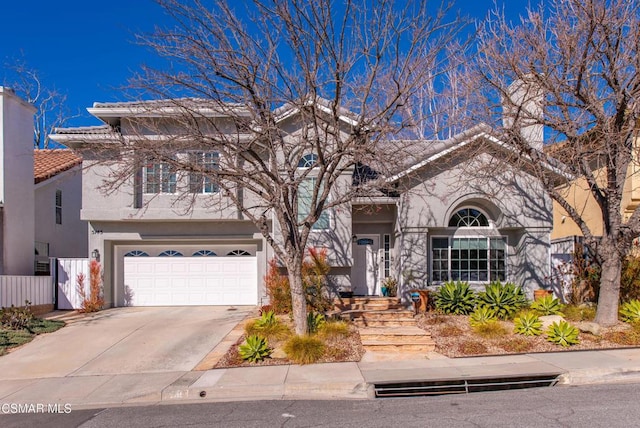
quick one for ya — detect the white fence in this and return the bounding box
[0,275,53,308]
[550,236,584,301]
[56,258,89,310]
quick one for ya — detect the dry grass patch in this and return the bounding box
[458,340,488,355]
[500,337,534,353]
[472,321,509,339]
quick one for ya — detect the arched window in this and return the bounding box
[298,153,318,168]
[192,250,217,256]
[448,208,489,227]
[227,249,251,256]
[158,250,183,257]
[124,250,149,257]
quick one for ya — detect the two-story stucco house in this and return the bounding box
[50,98,553,308]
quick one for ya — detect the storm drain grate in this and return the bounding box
[374,374,561,398]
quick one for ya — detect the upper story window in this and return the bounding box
[55,190,62,224]
[448,208,489,227]
[298,177,330,230]
[298,153,318,168]
[144,161,176,194]
[189,152,219,194]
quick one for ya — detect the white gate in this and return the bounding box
[56,258,89,310]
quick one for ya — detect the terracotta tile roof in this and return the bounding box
[34,149,82,184]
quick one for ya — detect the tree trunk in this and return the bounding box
[287,262,308,335]
[595,251,622,326]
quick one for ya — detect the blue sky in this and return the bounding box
[0,0,536,127]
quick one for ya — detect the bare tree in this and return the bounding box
[469,0,640,325]
[65,0,465,334]
[4,59,75,148]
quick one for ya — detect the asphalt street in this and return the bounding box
[3,382,640,428]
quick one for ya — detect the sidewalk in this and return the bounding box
[3,348,640,409]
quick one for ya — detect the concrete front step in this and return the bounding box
[359,326,435,353]
[352,318,416,327]
[340,309,415,320]
[333,297,406,312]
[363,343,435,353]
[337,302,406,311]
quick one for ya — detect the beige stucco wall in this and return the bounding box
[551,142,640,240]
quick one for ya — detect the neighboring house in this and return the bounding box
[50,99,553,308]
[0,87,36,275]
[0,86,87,277]
[549,137,640,241]
[34,149,87,273]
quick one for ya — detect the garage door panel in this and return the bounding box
[124,256,257,306]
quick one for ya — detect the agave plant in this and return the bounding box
[307,312,326,334]
[514,312,543,336]
[238,335,272,362]
[254,310,278,328]
[469,306,496,328]
[546,321,580,347]
[531,294,564,316]
[435,281,477,315]
[620,300,640,323]
[477,281,526,319]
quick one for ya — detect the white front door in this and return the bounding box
[352,235,380,296]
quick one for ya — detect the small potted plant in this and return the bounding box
[381,277,398,297]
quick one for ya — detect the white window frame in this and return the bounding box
[430,235,508,284]
[189,151,220,194]
[143,160,177,194]
[298,176,331,231]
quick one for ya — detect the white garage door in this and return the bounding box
[124,256,258,306]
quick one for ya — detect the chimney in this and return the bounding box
[502,75,544,151]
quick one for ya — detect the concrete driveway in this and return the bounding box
[0,306,252,381]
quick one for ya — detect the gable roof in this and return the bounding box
[385,124,571,184]
[34,149,82,184]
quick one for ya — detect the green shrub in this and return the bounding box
[477,281,526,320]
[514,312,543,336]
[620,300,640,323]
[244,319,291,341]
[621,255,640,302]
[0,301,34,330]
[435,281,476,315]
[306,312,326,334]
[531,295,564,316]
[238,335,272,362]
[546,321,580,347]
[469,306,496,327]
[284,335,325,365]
[472,320,509,338]
[255,310,278,328]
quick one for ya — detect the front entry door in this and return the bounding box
[352,235,380,296]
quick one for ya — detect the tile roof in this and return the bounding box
[34,149,82,184]
[52,125,112,135]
